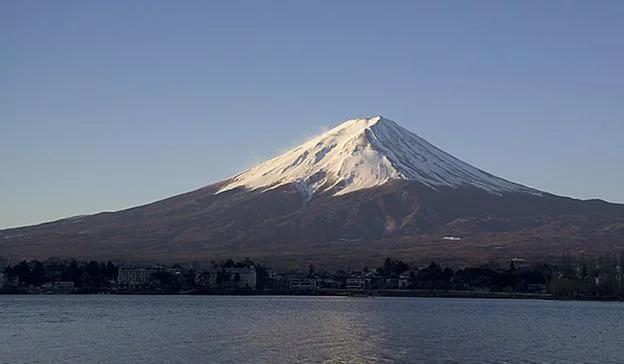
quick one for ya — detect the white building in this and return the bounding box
[511,257,530,269]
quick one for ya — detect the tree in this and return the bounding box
[14,261,31,286]
[104,261,118,280]
[415,262,453,290]
[63,260,81,284]
[223,259,235,268]
[378,258,410,278]
[30,261,45,286]
[409,270,417,288]
[216,269,231,287]
[255,264,270,290]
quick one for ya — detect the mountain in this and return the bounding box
[218,117,539,198]
[2,116,624,268]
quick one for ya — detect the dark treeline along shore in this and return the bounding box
[1,253,624,300]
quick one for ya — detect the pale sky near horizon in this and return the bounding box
[2,1,623,229]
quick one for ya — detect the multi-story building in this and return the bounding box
[287,277,317,291]
[231,266,257,289]
[195,266,257,290]
[345,277,365,290]
[117,266,162,288]
[270,272,289,290]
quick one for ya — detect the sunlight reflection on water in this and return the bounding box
[1,295,623,363]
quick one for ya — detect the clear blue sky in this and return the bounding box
[2,1,623,229]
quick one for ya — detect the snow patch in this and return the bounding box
[217,116,542,199]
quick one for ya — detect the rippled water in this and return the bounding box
[1,295,623,363]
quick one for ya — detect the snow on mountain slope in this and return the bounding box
[218,116,542,199]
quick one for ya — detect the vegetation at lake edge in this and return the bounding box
[1,253,623,299]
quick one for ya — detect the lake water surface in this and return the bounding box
[1,295,623,363]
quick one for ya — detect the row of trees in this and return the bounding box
[1,258,269,293]
[372,254,624,297]
[3,254,623,297]
[551,252,624,297]
[374,258,548,292]
[3,260,118,289]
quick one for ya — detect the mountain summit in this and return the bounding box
[219,116,539,199]
[2,116,623,267]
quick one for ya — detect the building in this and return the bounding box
[41,281,75,293]
[345,277,365,290]
[195,266,257,290]
[270,272,289,290]
[511,257,530,270]
[385,278,399,289]
[166,267,185,281]
[287,277,317,291]
[365,272,384,289]
[231,266,257,289]
[399,270,418,289]
[318,278,342,289]
[527,283,547,294]
[117,266,162,288]
[54,281,75,292]
[0,256,9,271]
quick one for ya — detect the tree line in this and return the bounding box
[368,258,548,292]
[371,254,624,297]
[550,252,624,298]
[3,253,623,298]
[3,260,118,291]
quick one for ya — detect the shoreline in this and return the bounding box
[3,289,623,302]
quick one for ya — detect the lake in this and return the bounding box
[1,295,623,363]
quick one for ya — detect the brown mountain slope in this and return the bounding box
[2,180,623,268]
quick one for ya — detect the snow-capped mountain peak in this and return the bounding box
[217,116,541,199]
